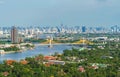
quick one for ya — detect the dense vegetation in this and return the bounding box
[0,39,120,77]
[0,41,11,44]
[25,38,46,43]
[54,39,80,43]
[0,46,20,52]
[24,44,34,48]
[0,44,119,76]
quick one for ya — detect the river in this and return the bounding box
[0,44,77,63]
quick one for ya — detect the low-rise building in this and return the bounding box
[48,60,65,65]
[0,50,5,54]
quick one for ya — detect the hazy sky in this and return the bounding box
[0,0,120,27]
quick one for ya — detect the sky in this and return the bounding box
[0,0,120,27]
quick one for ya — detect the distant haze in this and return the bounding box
[0,0,120,27]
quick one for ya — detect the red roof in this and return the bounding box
[5,60,16,65]
[79,66,85,72]
[44,56,56,60]
[3,72,9,76]
[20,60,28,65]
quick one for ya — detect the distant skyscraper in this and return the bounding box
[115,25,118,33]
[111,25,118,33]
[82,26,86,33]
[11,26,19,44]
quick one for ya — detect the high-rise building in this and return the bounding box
[82,26,86,33]
[111,25,118,33]
[11,26,19,44]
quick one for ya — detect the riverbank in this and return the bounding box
[0,43,73,55]
[1,50,23,54]
[34,43,71,46]
[0,44,74,62]
[0,47,34,55]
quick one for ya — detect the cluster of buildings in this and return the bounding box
[15,25,119,34]
[0,25,119,35]
[0,25,120,43]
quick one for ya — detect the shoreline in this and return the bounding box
[0,43,73,55]
[1,47,34,55]
[0,43,70,55]
[4,51,18,54]
[0,44,74,63]
[34,43,71,46]
[1,50,24,54]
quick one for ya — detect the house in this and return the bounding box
[48,60,65,65]
[78,66,85,72]
[0,50,5,54]
[3,72,9,76]
[90,63,108,68]
[20,60,28,65]
[91,65,99,69]
[44,56,56,60]
[5,60,16,65]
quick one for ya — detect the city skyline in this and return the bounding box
[0,0,120,27]
[0,25,120,34]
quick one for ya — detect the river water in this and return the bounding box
[0,44,77,62]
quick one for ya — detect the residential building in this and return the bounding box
[11,26,19,43]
